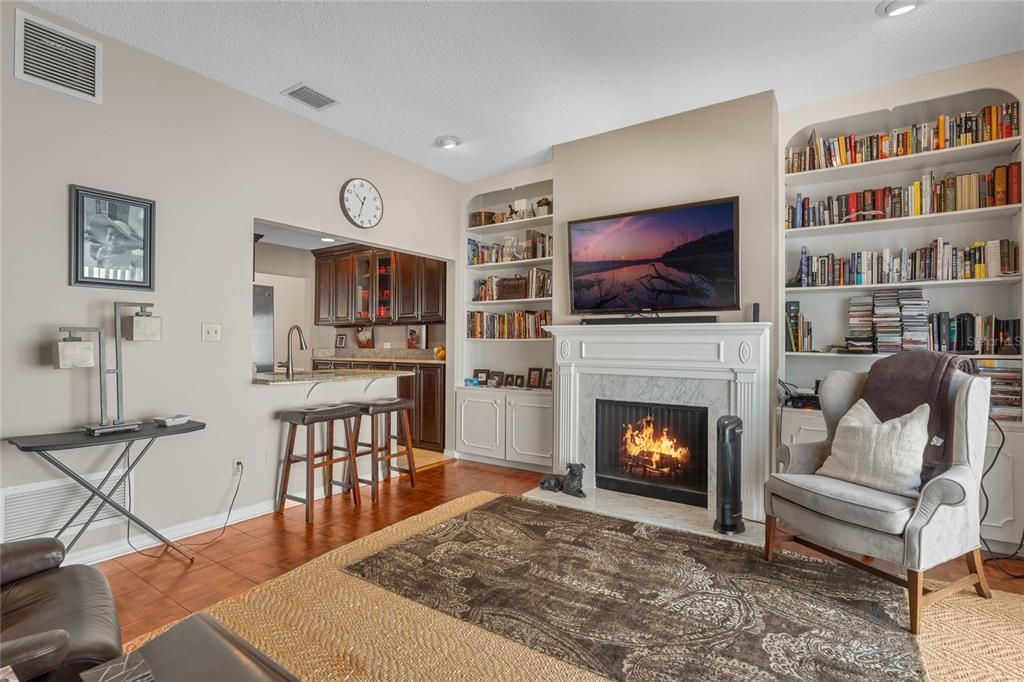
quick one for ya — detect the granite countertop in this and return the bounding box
[317,355,446,365]
[252,368,414,385]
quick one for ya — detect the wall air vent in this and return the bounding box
[15,9,103,104]
[2,468,130,542]
[282,83,336,110]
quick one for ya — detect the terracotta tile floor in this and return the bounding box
[96,459,1024,643]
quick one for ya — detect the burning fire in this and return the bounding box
[621,416,690,470]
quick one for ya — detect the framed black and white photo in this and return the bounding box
[542,368,553,389]
[70,185,155,290]
[335,334,346,349]
[515,374,525,388]
[473,369,490,383]
[503,373,516,387]
[488,371,504,388]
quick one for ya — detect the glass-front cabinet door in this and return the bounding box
[374,250,393,322]
[354,251,373,322]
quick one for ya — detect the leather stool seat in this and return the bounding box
[352,398,415,415]
[278,403,361,426]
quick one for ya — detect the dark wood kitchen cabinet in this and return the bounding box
[396,363,445,452]
[314,246,444,327]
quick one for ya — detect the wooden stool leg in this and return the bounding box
[967,548,993,598]
[380,411,387,481]
[305,426,316,525]
[324,421,335,499]
[277,424,297,513]
[401,408,416,488]
[907,569,924,635]
[345,418,361,506]
[370,414,380,503]
[763,515,777,562]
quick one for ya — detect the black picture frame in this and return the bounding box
[515,375,525,388]
[488,371,504,388]
[503,373,516,387]
[473,369,490,383]
[527,367,542,388]
[69,185,155,291]
[542,368,553,389]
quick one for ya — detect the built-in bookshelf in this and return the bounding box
[780,88,1023,425]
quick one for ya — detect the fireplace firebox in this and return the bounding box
[595,399,708,507]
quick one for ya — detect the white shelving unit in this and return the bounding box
[779,88,1024,550]
[456,178,556,473]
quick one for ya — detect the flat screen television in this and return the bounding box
[567,197,739,315]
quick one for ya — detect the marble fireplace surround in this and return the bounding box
[545,322,772,522]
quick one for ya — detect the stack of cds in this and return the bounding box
[898,288,929,352]
[846,295,875,354]
[873,290,902,354]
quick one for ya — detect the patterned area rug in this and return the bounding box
[347,495,923,681]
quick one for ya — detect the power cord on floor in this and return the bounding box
[124,455,245,557]
[979,416,1024,578]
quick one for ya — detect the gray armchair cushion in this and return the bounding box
[776,440,831,474]
[766,473,917,535]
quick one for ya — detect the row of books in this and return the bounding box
[783,301,812,352]
[473,269,552,301]
[466,229,553,265]
[928,313,1021,355]
[785,100,1020,173]
[795,239,1020,288]
[466,309,552,340]
[787,162,1021,228]
[975,359,1022,422]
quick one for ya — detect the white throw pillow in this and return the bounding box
[816,399,930,498]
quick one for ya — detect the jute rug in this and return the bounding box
[129,492,1024,680]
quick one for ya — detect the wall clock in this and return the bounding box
[340,178,383,229]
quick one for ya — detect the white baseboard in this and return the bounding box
[454,450,553,474]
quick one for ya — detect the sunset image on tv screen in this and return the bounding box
[569,200,737,313]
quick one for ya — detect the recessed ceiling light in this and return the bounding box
[320,237,336,243]
[876,0,918,17]
[435,135,462,150]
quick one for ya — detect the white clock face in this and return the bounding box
[340,178,383,229]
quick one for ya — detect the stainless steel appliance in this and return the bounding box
[252,285,274,373]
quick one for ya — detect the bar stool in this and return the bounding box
[276,403,362,524]
[352,397,416,502]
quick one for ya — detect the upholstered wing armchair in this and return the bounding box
[764,366,992,634]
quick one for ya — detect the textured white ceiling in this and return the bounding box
[35,1,1024,182]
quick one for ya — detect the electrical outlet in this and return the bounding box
[202,322,222,342]
[232,457,244,473]
[382,341,392,349]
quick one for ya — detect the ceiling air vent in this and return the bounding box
[15,9,103,104]
[282,83,336,110]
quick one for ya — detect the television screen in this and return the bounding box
[568,197,739,314]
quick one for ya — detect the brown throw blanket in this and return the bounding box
[860,351,973,485]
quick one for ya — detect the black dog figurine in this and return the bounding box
[539,463,586,498]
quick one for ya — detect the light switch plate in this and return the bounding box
[201,322,222,342]
[382,342,392,349]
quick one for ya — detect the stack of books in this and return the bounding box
[526,268,552,298]
[785,301,812,352]
[786,162,1022,229]
[846,295,875,354]
[899,289,929,352]
[873,290,902,354]
[784,100,1020,173]
[974,359,1022,422]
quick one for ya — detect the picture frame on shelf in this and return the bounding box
[515,374,525,388]
[334,334,346,349]
[406,324,426,349]
[488,371,504,388]
[473,369,489,383]
[503,374,516,387]
[355,327,374,349]
[69,185,155,291]
[527,367,542,388]
[542,368,553,389]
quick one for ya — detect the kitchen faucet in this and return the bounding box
[278,324,308,379]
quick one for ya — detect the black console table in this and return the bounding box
[8,420,206,561]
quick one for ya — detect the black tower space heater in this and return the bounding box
[714,415,745,535]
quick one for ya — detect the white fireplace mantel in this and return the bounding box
[545,322,773,521]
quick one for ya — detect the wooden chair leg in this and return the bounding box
[370,415,380,503]
[907,569,924,635]
[305,426,315,525]
[763,514,777,562]
[967,548,993,598]
[324,421,335,499]
[383,413,392,481]
[345,419,361,506]
[401,408,416,488]
[277,424,296,513]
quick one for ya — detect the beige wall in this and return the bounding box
[552,91,779,326]
[0,3,460,554]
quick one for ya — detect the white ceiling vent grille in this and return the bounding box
[2,469,130,542]
[14,9,103,104]
[283,83,336,110]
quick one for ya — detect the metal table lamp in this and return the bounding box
[56,302,162,436]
